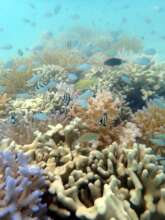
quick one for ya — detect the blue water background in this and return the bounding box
[0,0,165,61]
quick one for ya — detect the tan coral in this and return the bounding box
[6,120,165,219]
[133,100,165,154]
[69,91,140,147]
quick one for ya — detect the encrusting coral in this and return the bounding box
[0,151,48,220]
[6,121,165,220]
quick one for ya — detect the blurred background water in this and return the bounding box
[0,0,165,61]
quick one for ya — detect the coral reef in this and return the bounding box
[6,123,165,220]
[0,93,9,116]
[34,48,85,71]
[27,64,68,94]
[69,91,139,147]
[84,62,165,111]
[0,25,165,220]
[0,59,33,96]
[133,98,165,155]
[0,151,47,220]
[109,35,143,54]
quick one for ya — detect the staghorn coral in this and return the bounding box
[69,91,139,147]
[133,99,165,155]
[7,123,165,220]
[0,151,47,220]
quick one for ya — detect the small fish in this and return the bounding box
[120,74,131,84]
[9,113,17,125]
[71,14,80,20]
[22,18,31,23]
[35,80,48,93]
[44,11,53,18]
[104,57,125,66]
[0,44,13,50]
[54,4,62,15]
[32,44,44,53]
[79,132,98,142]
[31,22,37,27]
[99,112,108,127]
[17,49,24,56]
[150,138,165,146]
[29,3,36,9]
[42,31,54,40]
[62,92,71,106]
[144,17,152,24]
[32,112,48,121]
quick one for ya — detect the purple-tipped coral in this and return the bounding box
[0,151,47,220]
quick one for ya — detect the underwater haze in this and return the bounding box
[1,1,165,220]
[0,0,165,60]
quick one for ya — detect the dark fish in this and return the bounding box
[54,4,62,15]
[62,92,71,106]
[17,49,24,56]
[9,113,17,125]
[99,112,108,127]
[104,57,125,66]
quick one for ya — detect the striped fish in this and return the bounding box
[62,92,71,106]
[99,112,108,127]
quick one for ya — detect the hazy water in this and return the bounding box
[0,0,165,60]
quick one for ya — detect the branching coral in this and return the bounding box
[27,64,68,94]
[133,99,165,155]
[109,35,143,54]
[33,48,85,71]
[0,151,47,220]
[85,62,165,111]
[7,122,165,220]
[69,91,139,147]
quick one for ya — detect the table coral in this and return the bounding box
[84,62,165,111]
[0,151,47,220]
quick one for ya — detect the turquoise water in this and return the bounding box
[0,0,165,61]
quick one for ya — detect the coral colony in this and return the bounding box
[1,27,165,220]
